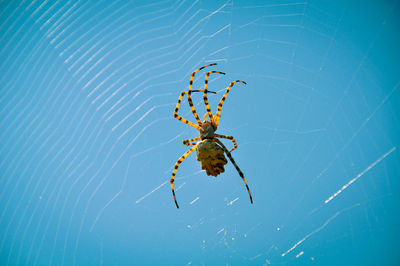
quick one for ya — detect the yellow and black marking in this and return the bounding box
[182,137,201,146]
[215,80,247,126]
[171,64,252,208]
[203,70,225,121]
[174,90,201,130]
[187,63,217,124]
[214,134,238,153]
[170,145,198,208]
[214,139,253,204]
[174,89,216,129]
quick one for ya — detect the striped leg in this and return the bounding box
[174,90,216,129]
[214,139,253,204]
[182,137,201,146]
[174,90,201,130]
[187,63,217,124]
[215,134,238,153]
[170,145,198,208]
[203,70,225,121]
[215,80,247,126]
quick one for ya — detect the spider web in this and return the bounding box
[1,0,399,265]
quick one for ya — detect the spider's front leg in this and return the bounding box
[174,90,216,130]
[174,90,201,130]
[215,80,246,126]
[187,63,217,124]
[203,70,225,121]
[170,145,197,208]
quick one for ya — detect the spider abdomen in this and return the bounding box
[196,139,228,177]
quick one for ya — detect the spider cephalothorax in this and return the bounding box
[199,120,216,140]
[169,63,253,208]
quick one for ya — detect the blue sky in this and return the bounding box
[1,0,399,265]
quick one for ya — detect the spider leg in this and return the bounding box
[182,137,201,146]
[174,90,201,130]
[214,138,253,204]
[214,134,238,153]
[174,90,216,129]
[170,145,198,208]
[203,70,225,121]
[215,80,247,126]
[187,63,217,124]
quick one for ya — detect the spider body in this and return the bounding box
[197,117,228,176]
[170,63,253,208]
[196,139,227,177]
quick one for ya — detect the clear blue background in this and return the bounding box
[1,0,399,265]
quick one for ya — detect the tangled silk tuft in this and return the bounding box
[196,139,228,177]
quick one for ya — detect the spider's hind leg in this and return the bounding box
[214,138,253,204]
[170,145,198,208]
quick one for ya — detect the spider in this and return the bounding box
[170,63,253,208]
